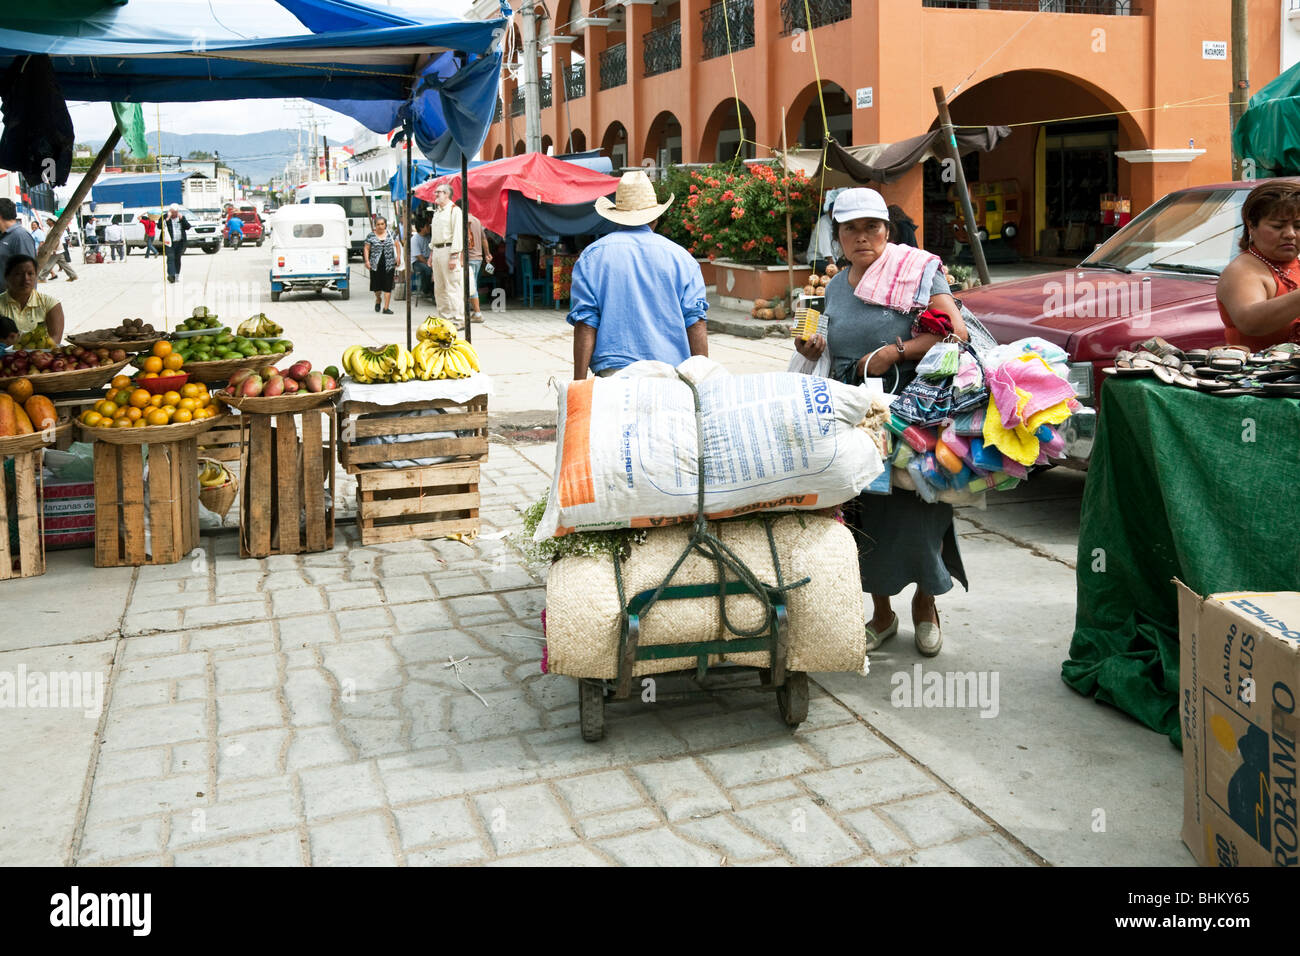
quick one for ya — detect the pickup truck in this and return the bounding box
[957,179,1280,465]
[95,209,223,255]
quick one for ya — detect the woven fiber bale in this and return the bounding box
[545,514,866,678]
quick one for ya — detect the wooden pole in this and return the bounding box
[404,122,413,352]
[461,152,472,345]
[780,108,796,302]
[932,86,989,286]
[36,128,121,274]
[1230,0,1249,179]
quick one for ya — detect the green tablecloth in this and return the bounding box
[1062,377,1300,747]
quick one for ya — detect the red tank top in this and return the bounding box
[1218,248,1300,349]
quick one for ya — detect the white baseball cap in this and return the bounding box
[831,187,889,224]
[169,203,179,211]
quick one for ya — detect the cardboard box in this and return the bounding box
[1178,581,1300,867]
[41,479,95,549]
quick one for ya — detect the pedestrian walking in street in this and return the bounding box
[410,219,433,300]
[428,183,465,325]
[466,211,486,323]
[793,187,970,657]
[364,216,400,314]
[82,217,98,262]
[567,170,709,379]
[142,214,158,258]
[161,203,191,283]
[38,217,78,282]
[104,220,125,261]
[0,199,38,280]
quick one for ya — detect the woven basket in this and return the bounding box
[76,413,225,445]
[197,457,238,518]
[66,333,163,353]
[214,386,341,414]
[0,358,132,395]
[172,352,292,385]
[0,419,72,455]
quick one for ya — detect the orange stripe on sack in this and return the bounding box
[558,379,597,508]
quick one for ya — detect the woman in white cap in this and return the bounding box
[794,187,968,657]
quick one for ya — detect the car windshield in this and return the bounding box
[1083,187,1247,276]
[313,196,370,218]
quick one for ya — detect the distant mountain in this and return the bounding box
[89,129,350,184]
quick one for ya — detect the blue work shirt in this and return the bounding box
[566,225,708,374]
[227,217,244,235]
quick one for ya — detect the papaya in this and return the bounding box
[24,395,56,431]
[13,404,33,435]
[0,393,15,437]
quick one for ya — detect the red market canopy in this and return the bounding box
[414,152,619,235]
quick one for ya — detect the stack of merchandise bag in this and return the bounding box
[537,356,891,679]
[879,337,1080,505]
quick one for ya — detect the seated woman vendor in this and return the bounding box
[0,254,65,345]
[1216,180,1300,348]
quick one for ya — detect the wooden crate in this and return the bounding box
[91,438,199,567]
[239,407,336,558]
[355,461,479,545]
[1,450,46,579]
[338,395,488,474]
[198,422,244,463]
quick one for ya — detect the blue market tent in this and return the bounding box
[0,0,507,164]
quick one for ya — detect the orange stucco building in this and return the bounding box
[481,0,1287,258]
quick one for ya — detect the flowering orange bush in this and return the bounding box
[655,162,818,264]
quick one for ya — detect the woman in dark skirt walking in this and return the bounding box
[365,217,402,314]
[794,188,970,658]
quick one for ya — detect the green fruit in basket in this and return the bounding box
[255,342,270,355]
[216,333,234,345]
[278,340,293,352]
[324,365,340,380]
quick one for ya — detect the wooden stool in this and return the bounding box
[238,407,336,557]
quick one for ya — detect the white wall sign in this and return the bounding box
[856,87,873,109]
[1202,41,1227,60]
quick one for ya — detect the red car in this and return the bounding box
[223,208,265,246]
[957,179,1293,464]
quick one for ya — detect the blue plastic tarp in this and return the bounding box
[0,0,506,160]
[91,172,190,208]
[504,197,616,241]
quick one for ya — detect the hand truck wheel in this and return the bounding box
[579,678,606,742]
[776,671,808,727]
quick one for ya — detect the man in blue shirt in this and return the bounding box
[567,170,708,379]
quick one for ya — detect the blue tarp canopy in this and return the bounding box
[0,0,507,160]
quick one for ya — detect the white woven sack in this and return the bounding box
[544,513,867,679]
[537,357,884,540]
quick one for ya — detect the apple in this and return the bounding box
[109,349,127,363]
[50,358,68,372]
[282,377,299,394]
[287,360,312,381]
[31,352,52,370]
[82,354,100,367]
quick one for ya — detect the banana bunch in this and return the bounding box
[416,316,458,346]
[237,313,283,337]
[413,337,480,380]
[19,324,55,349]
[199,461,231,488]
[341,344,416,384]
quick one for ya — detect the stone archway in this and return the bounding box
[698,99,755,163]
[566,129,587,154]
[601,121,629,170]
[514,139,527,156]
[642,111,683,169]
[786,79,853,149]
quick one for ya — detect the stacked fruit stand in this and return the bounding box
[1,309,492,578]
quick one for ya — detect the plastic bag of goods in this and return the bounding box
[545,513,867,678]
[536,357,885,540]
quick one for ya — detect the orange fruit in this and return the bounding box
[81,411,103,427]
[172,409,193,424]
[132,418,149,428]
[162,390,181,407]
[142,372,158,379]
[7,379,34,403]
[146,409,169,426]
[150,394,163,408]
[95,400,117,417]
[178,397,197,412]
[111,374,132,390]
[114,389,131,406]
[195,394,211,409]
[180,383,200,398]
[162,405,177,417]
[129,388,151,408]
[151,340,172,359]
[143,356,163,374]
[113,417,133,429]
[112,405,130,420]
[163,354,184,371]
[105,388,120,403]
[127,407,144,422]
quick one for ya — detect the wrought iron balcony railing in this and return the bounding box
[510,87,525,117]
[701,0,754,60]
[779,0,851,35]
[600,42,627,90]
[540,74,552,109]
[922,0,1137,13]
[643,19,681,77]
[565,62,586,99]
[493,99,503,124]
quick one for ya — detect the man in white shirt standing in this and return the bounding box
[428,184,465,326]
[161,203,191,283]
[104,221,125,261]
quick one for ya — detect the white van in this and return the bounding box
[297,182,371,259]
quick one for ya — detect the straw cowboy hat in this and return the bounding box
[595,170,674,226]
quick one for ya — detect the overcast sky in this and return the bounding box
[66,0,478,144]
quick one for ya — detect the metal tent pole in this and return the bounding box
[404,120,413,351]
[461,152,471,345]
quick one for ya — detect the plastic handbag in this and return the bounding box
[916,341,961,379]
